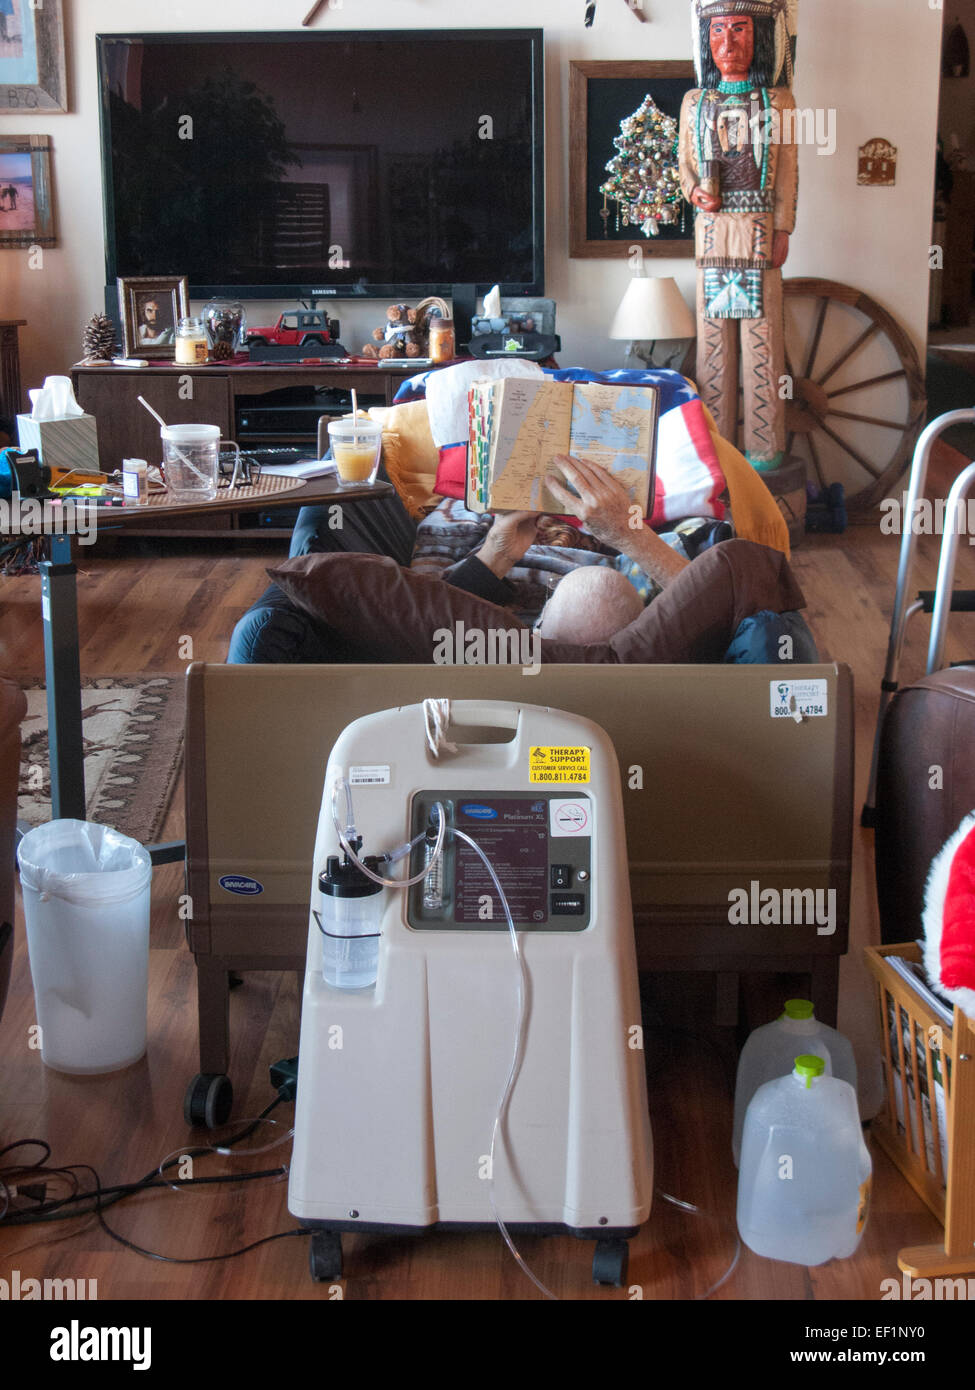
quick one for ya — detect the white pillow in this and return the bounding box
[424,358,544,448]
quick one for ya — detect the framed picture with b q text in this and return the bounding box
[0,0,68,115]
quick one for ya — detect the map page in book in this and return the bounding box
[467,377,658,516]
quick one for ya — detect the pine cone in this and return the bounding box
[81,312,117,361]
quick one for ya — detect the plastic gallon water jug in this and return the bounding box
[737,1055,872,1266]
[17,820,152,1074]
[732,999,857,1166]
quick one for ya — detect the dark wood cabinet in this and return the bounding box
[73,368,234,473]
[0,320,26,438]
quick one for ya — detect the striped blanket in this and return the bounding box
[411,498,728,626]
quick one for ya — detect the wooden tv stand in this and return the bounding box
[70,359,421,537]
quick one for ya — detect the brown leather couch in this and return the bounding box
[875,666,975,943]
[0,674,26,1022]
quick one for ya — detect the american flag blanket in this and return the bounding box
[393,364,729,527]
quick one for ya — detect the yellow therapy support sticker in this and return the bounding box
[529,746,591,784]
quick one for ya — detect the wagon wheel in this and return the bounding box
[683,278,926,521]
[778,278,926,520]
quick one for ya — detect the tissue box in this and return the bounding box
[17,414,100,476]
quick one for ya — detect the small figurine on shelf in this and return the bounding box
[361,304,423,359]
[360,297,452,360]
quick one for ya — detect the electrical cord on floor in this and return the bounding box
[0,1095,286,1225]
[0,1091,309,1264]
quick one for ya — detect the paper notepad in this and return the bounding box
[258,459,337,479]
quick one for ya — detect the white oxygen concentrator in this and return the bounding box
[288,700,653,1290]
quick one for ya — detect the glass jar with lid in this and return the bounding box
[175,316,208,365]
[429,316,455,363]
[203,299,247,360]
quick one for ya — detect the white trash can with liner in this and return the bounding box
[17,820,152,1074]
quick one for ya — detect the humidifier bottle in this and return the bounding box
[318,849,384,989]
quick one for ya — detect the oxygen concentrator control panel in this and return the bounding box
[407,791,592,931]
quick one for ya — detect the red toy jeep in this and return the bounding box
[246,310,340,348]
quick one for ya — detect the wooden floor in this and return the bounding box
[1,447,973,1303]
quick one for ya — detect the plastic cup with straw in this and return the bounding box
[137,396,216,496]
[327,387,381,488]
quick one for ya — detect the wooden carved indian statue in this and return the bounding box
[679,0,799,470]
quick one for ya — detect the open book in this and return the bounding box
[466,377,660,516]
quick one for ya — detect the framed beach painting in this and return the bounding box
[0,135,55,248]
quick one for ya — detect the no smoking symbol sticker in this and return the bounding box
[554,803,588,833]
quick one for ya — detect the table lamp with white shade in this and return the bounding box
[609,275,696,368]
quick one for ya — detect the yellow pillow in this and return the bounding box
[368,402,440,518]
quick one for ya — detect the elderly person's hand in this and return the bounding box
[545,455,636,551]
[478,510,542,579]
[546,453,690,589]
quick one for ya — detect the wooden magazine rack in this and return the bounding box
[865,943,975,1277]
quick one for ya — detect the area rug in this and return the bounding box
[18,676,185,845]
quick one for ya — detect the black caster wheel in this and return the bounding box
[183,1073,233,1129]
[309,1230,343,1282]
[592,1238,629,1287]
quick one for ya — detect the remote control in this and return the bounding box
[112,357,149,368]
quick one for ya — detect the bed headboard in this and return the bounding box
[185,662,852,974]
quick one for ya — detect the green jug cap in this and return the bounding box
[794,1054,826,1088]
[783,999,815,1020]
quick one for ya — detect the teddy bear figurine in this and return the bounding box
[361,304,423,359]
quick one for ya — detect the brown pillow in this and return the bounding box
[269,540,805,667]
[270,553,534,664]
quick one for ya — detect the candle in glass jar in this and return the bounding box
[175,316,208,365]
[429,317,455,363]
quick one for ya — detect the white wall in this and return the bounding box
[0,0,946,394]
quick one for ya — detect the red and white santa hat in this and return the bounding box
[923,810,975,1021]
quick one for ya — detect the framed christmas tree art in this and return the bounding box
[569,61,696,259]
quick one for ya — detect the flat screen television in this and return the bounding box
[97,29,545,304]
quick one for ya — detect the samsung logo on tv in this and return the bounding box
[311,289,337,295]
[219,875,264,896]
[461,804,498,820]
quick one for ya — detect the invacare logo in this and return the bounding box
[50,1320,151,1371]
